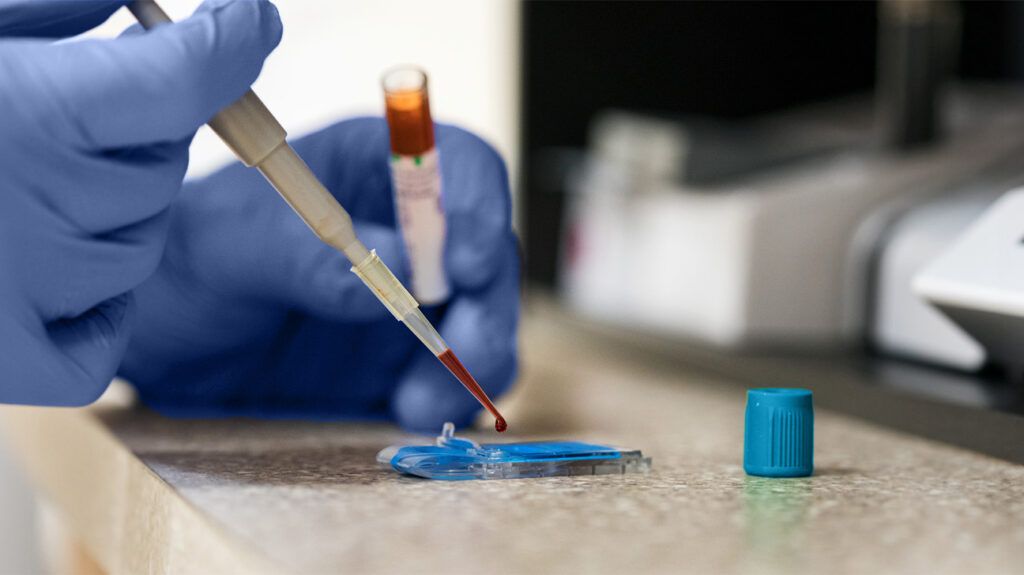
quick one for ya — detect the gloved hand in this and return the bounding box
[0,0,282,404]
[119,118,520,432]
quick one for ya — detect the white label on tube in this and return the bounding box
[390,148,450,304]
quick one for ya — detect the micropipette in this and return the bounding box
[127,0,507,433]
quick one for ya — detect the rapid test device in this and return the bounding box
[378,423,651,481]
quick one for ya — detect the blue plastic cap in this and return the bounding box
[744,388,814,477]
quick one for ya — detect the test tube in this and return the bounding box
[383,67,450,305]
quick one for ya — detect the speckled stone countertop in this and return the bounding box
[3,305,1024,574]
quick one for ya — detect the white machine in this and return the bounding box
[915,188,1024,377]
[561,89,1024,350]
[870,190,995,371]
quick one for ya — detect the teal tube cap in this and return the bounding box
[744,388,814,477]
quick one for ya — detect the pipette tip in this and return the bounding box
[436,349,508,433]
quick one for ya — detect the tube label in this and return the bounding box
[389,148,450,304]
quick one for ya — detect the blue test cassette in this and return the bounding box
[377,422,651,480]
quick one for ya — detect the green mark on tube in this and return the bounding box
[414,155,422,166]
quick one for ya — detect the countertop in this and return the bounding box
[2,303,1023,574]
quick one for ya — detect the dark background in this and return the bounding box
[520,0,1024,287]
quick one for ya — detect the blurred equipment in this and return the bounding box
[551,0,1024,375]
[870,189,995,371]
[519,0,1024,458]
[916,188,1024,381]
[521,1,879,289]
[561,88,1024,349]
[876,0,959,149]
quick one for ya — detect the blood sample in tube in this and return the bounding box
[383,66,449,304]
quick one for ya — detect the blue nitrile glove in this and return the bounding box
[0,0,282,405]
[119,118,520,432]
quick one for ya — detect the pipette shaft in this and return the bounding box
[127,0,507,431]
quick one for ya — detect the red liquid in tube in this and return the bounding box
[384,82,434,156]
[437,349,508,433]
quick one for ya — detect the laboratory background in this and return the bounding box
[2,1,1024,574]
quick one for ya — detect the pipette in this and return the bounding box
[127,0,507,433]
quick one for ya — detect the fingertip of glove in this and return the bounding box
[339,116,388,133]
[447,229,517,293]
[391,351,517,434]
[392,380,479,433]
[196,0,283,53]
[118,22,145,38]
[299,117,389,156]
[255,0,284,50]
